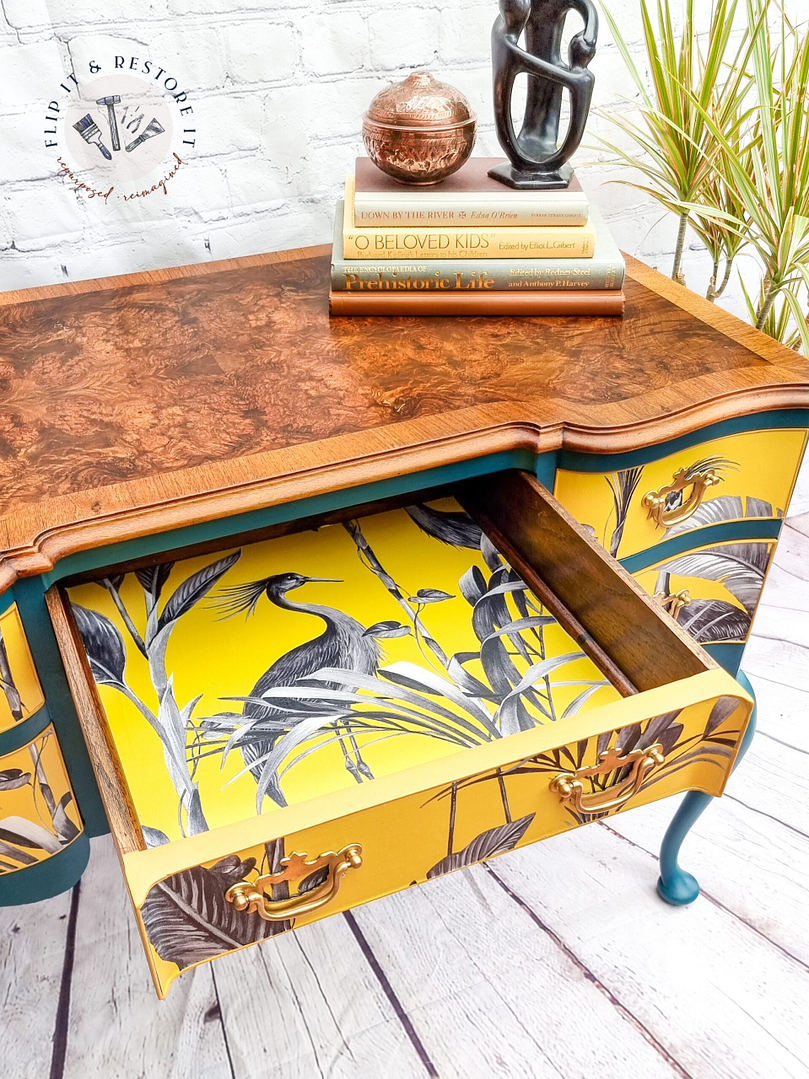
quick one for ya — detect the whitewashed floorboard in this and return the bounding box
[350,867,684,1079]
[0,884,71,1078]
[487,825,809,1079]
[211,912,429,1078]
[62,834,232,1079]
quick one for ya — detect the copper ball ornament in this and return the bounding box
[362,72,477,185]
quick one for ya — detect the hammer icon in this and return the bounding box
[96,95,121,151]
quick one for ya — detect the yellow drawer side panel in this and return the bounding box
[554,428,807,559]
[633,539,776,644]
[0,724,83,874]
[0,604,45,734]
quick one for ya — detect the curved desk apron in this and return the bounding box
[0,247,806,993]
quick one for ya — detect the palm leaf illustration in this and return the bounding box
[71,605,127,686]
[426,814,534,879]
[159,552,240,629]
[405,503,483,549]
[665,494,780,535]
[0,768,30,791]
[656,542,769,613]
[606,466,644,556]
[676,599,751,642]
[141,855,284,971]
[0,628,24,721]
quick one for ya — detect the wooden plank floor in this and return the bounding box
[3,466,808,1079]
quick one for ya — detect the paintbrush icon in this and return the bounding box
[126,117,165,153]
[73,113,112,160]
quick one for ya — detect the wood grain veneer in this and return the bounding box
[1,246,808,593]
[45,586,143,855]
[458,471,714,695]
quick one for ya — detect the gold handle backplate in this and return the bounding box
[549,742,665,815]
[642,467,722,528]
[655,588,692,619]
[225,844,363,922]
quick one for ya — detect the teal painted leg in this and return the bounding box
[657,671,757,905]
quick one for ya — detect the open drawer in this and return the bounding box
[48,471,753,998]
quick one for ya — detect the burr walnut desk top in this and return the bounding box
[1,243,808,593]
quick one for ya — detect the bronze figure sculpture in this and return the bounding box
[489,0,598,189]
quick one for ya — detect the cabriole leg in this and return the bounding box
[657,671,757,905]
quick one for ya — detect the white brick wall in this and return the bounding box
[0,0,802,315]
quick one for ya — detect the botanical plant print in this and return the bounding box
[650,495,779,642]
[599,456,738,557]
[424,695,743,877]
[137,693,746,991]
[0,726,82,874]
[67,499,619,843]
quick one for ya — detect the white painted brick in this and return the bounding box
[38,0,167,22]
[3,0,805,293]
[226,157,287,209]
[167,0,276,12]
[368,8,439,71]
[67,34,150,89]
[0,114,60,183]
[6,181,84,246]
[171,162,231,220]
[439,6,492,65]
[205,201,333,260]
[0,252,71,292]
[301,12,366,77]
[224,22,297,85]
[0,41,66,107]
[150,27,226,92]
[2,0,52,30]
[192,94,264,155]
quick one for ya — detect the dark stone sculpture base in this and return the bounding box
[488,160,573,189]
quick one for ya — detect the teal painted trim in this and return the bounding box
[535,451,557,490]
[619,518,782,574]
[0,589,16,616]
[703,643,745,677]
[43,449,537,587]
[657,670,756,905]
[0,831,89,906]
[13,578,108,838]
[559,408,809,473]
[0,703,53,757]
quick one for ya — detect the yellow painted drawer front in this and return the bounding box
[633,539,776,644]
[124,674,750,997]
[0,725,83,874]
[0,604,45,733]
[554,428,806,558]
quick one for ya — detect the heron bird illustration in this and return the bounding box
[214,572,381,808]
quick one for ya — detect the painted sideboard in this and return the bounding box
[0,246,806,998]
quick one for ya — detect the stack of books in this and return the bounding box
[329,158,625,317]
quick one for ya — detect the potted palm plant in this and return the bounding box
[597,0,809,350]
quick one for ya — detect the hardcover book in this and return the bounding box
[353,156,590,227]
[342,178,596,261]
[331,203,624,291]
[329,289,625,317]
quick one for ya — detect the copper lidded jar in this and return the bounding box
[362,71,477,185]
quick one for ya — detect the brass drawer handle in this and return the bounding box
[225,844,362,922]
[549,743,665,815]
[642,467,722,528]
[655,588,692,619]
